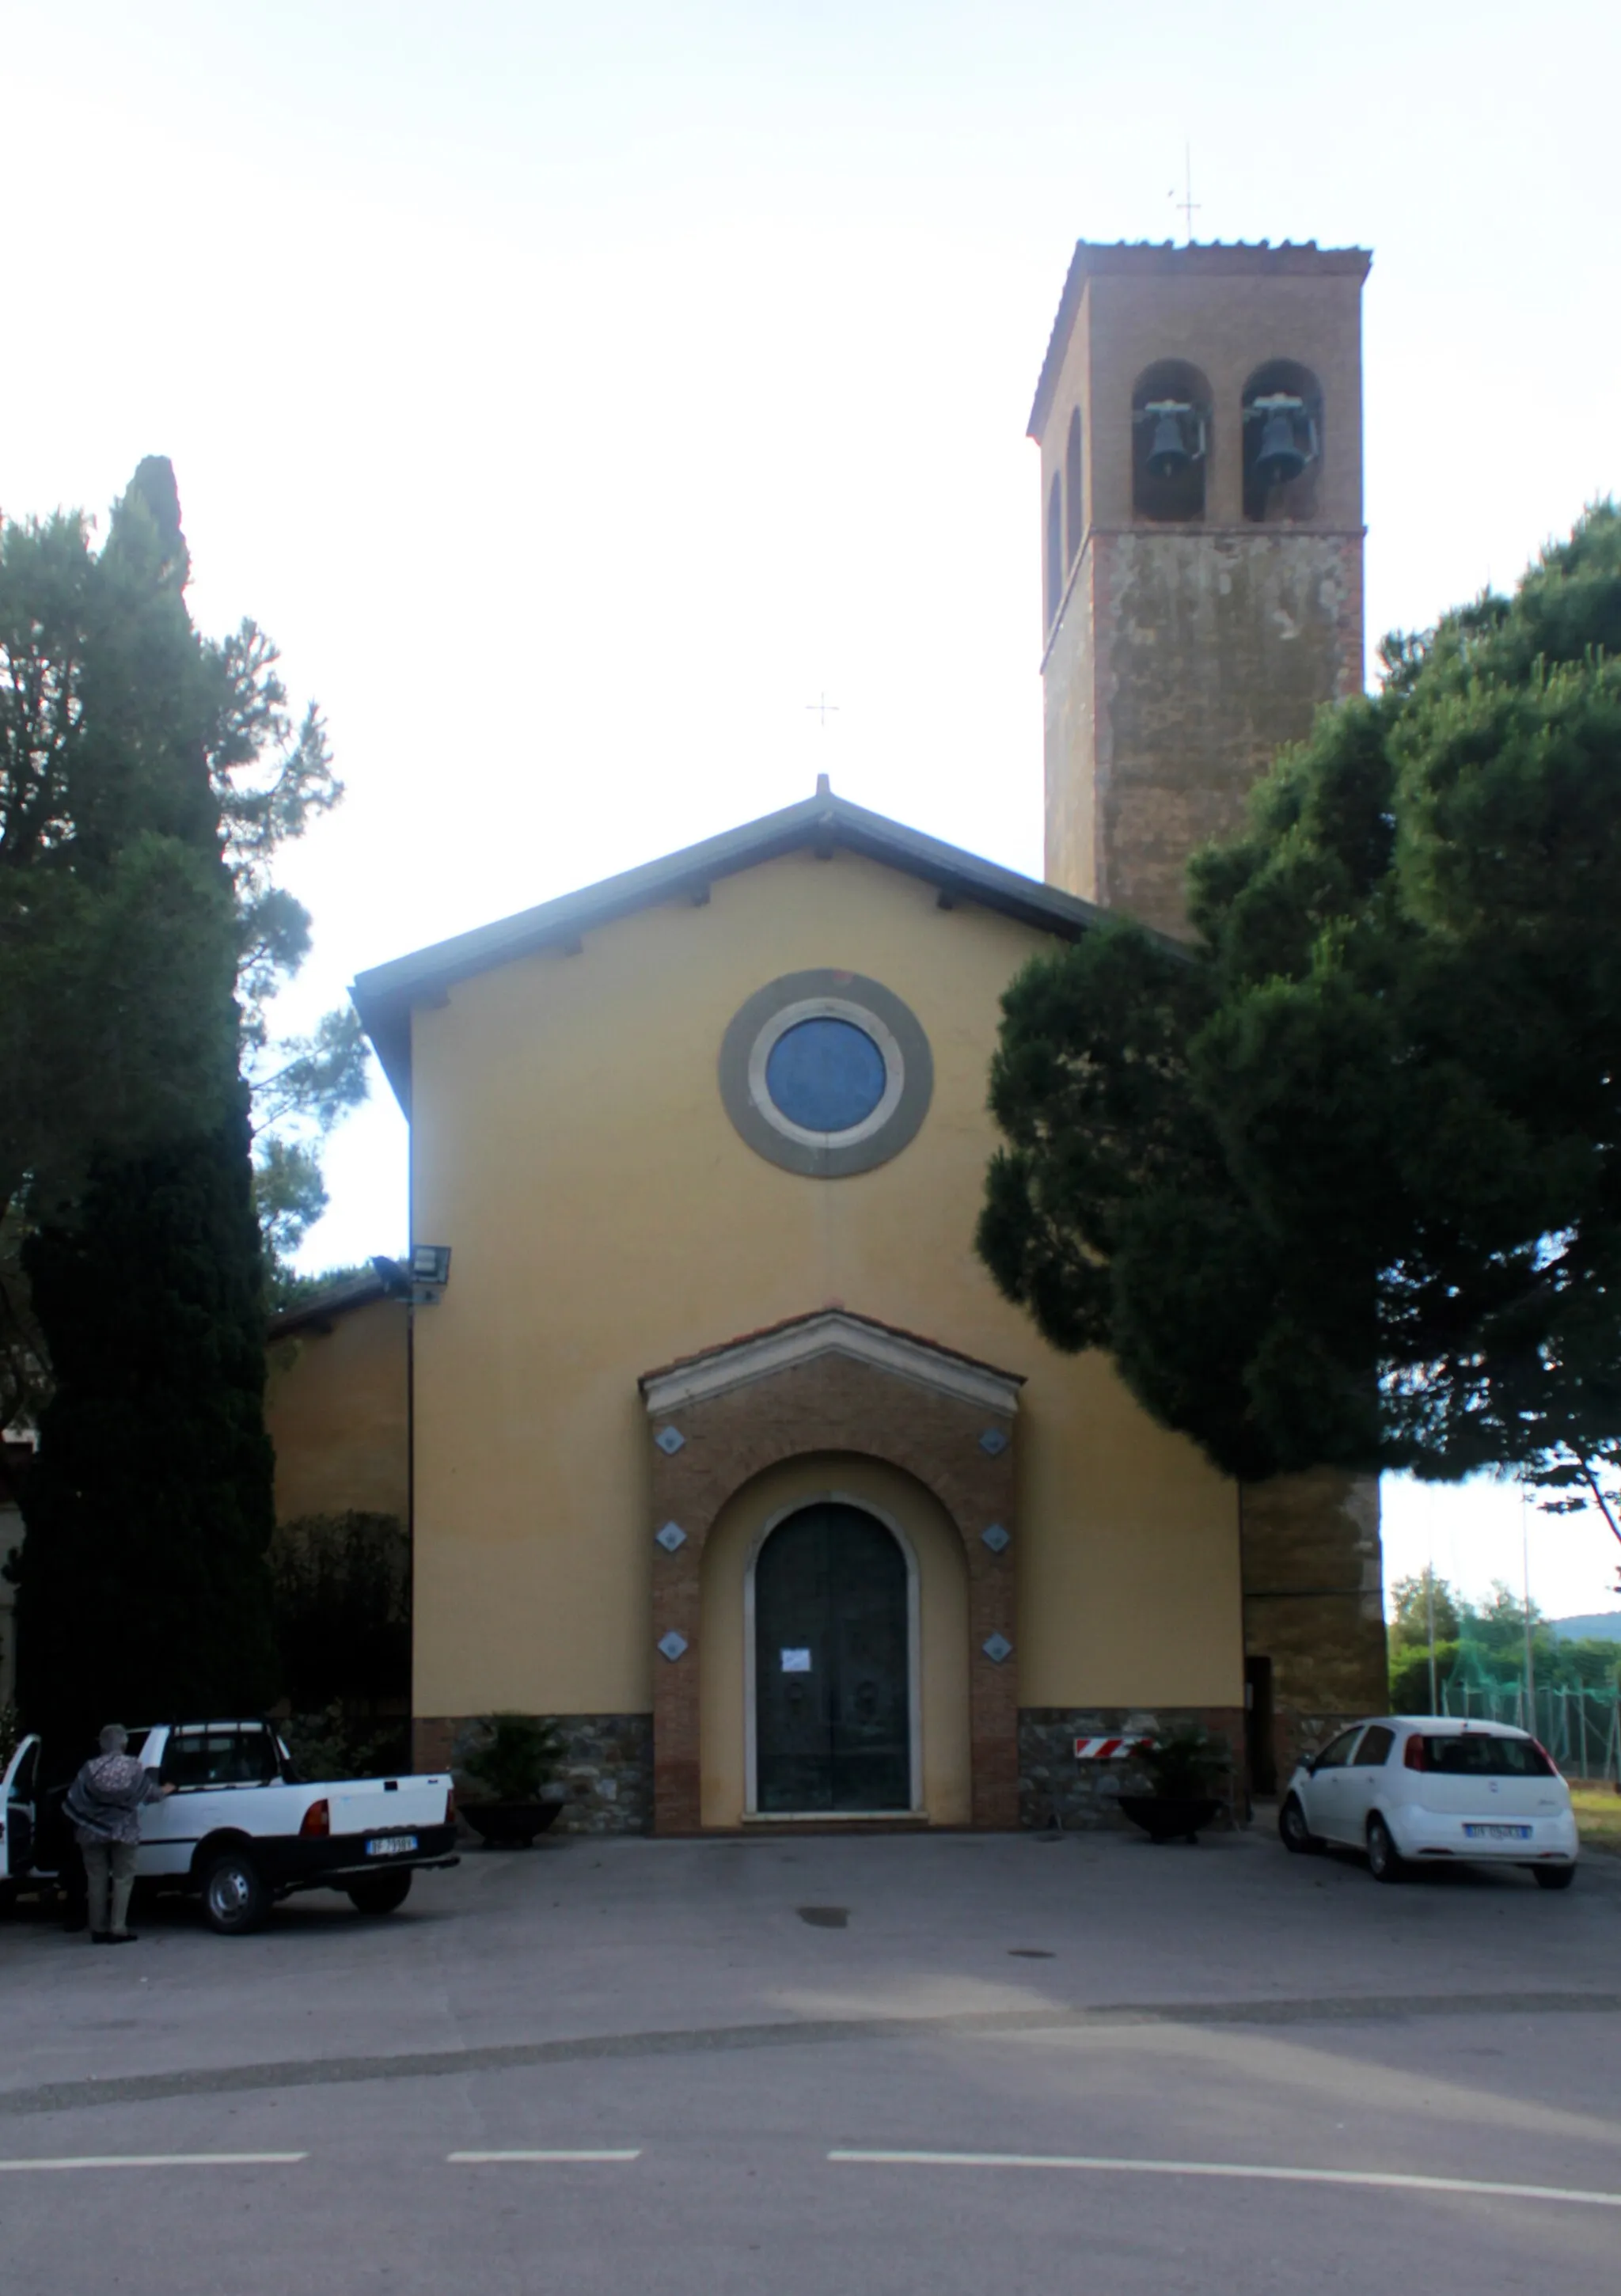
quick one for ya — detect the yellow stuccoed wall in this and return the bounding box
[265,1299,408,1526]
[408,844,1240,1723]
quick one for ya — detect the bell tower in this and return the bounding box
[1029,241,1387,1787]
[1030,240,1370,934]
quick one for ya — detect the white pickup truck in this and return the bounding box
[1,1720,458,1934]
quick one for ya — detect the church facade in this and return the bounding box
[272,241,1387,1833]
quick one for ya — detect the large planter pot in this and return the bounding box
[1118,1793,1221,1845]
[461,1801,564,1848]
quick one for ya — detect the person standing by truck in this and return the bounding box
[63,1724,175,1943]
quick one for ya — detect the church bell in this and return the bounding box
[1246,390,1318,490]
[1254,408,1308,487]
[1145,408,1192,479]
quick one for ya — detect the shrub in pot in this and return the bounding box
[1118,1725,1230,1844]
[456,1713,567,1846]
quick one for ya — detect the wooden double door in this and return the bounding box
[754,1502,912,1813]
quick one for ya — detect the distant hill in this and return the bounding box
[1549,1612,1621,1643]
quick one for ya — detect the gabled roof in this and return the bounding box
[638,1309,1025,1419]
[350,784,1111,1113]
[266,1267,390,1342]
[1027,237,1372,441]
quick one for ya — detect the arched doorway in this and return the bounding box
[750,1502,913,1813]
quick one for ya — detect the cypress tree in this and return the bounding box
[13,461,278,1748]
[17,1109,278,1741]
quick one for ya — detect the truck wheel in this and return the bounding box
[199,1847,269,1935]
[347,1873,413,1917]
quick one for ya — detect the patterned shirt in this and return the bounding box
[66,1752,164,1846]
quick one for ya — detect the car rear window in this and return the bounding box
[1414,1734,1554,1778]
[162,1726,280,1788]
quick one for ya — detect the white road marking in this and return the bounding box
[447,2150,642,2164]
[0,2154,307,2173]
[827,2150,1621,2210]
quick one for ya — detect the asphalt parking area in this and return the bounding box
[3,1824,1618,2294]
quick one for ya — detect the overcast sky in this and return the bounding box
[4,3,1619,1620]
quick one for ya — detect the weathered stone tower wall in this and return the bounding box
[1031,241,1369,935]
[1029,241,1387,1781]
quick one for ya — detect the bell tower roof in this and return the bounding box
[1029,239,1372,440]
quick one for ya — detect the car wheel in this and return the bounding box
[1532,1865,1576,1892]
[346,1873,413,1917]
[1278,1794,1321,1854]
[199,1847,269,1935]
[1366,1813,1405,1884]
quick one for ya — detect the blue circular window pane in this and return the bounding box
[765,1018,887,1133]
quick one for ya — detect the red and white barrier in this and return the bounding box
[1072,1736,1149,1760]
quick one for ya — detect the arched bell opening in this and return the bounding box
[1045,471,1064,629]
[1065,404,1084,567]
[1131,359,1210,524]
[1242,359,1323,523]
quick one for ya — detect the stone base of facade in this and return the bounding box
[414,1713,652,1835]
[1018,1706,1246,1831]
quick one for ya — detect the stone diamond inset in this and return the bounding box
[654,1425,686,1455]
[655,1520,687,1553]
[978,1426,1009,1456]
[981,1633,1013,1665]
[657,1630,689,1662]
[981,1523,1011,1554]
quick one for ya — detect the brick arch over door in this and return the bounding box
[640,1319,1022,1833]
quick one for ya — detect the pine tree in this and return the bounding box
[978,503,1621,1502]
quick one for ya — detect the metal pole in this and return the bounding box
[406,1287,416,1767]
[1425,1565,1438,1714]
[1520,1486,1537,1715]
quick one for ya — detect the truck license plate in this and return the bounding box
[1463,1824,1531,1840]
[365,1834,419,1856]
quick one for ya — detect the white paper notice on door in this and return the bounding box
[780,1648,813,1673]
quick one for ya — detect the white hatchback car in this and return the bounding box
[1280,1717,1580,1887]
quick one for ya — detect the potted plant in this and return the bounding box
[1118,1725,1230,1844]
[456,1713,567,1846]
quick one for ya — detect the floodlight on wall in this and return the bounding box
[409,1243,452,1302]
[1244,393,1319,487]
[1136,400,1206,478]
[371,1247,451,1305]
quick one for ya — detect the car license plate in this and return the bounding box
[365,1834,418,1857]
[1463,1824,1531,1840]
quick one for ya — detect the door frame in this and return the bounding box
[742,1491,923,1819]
